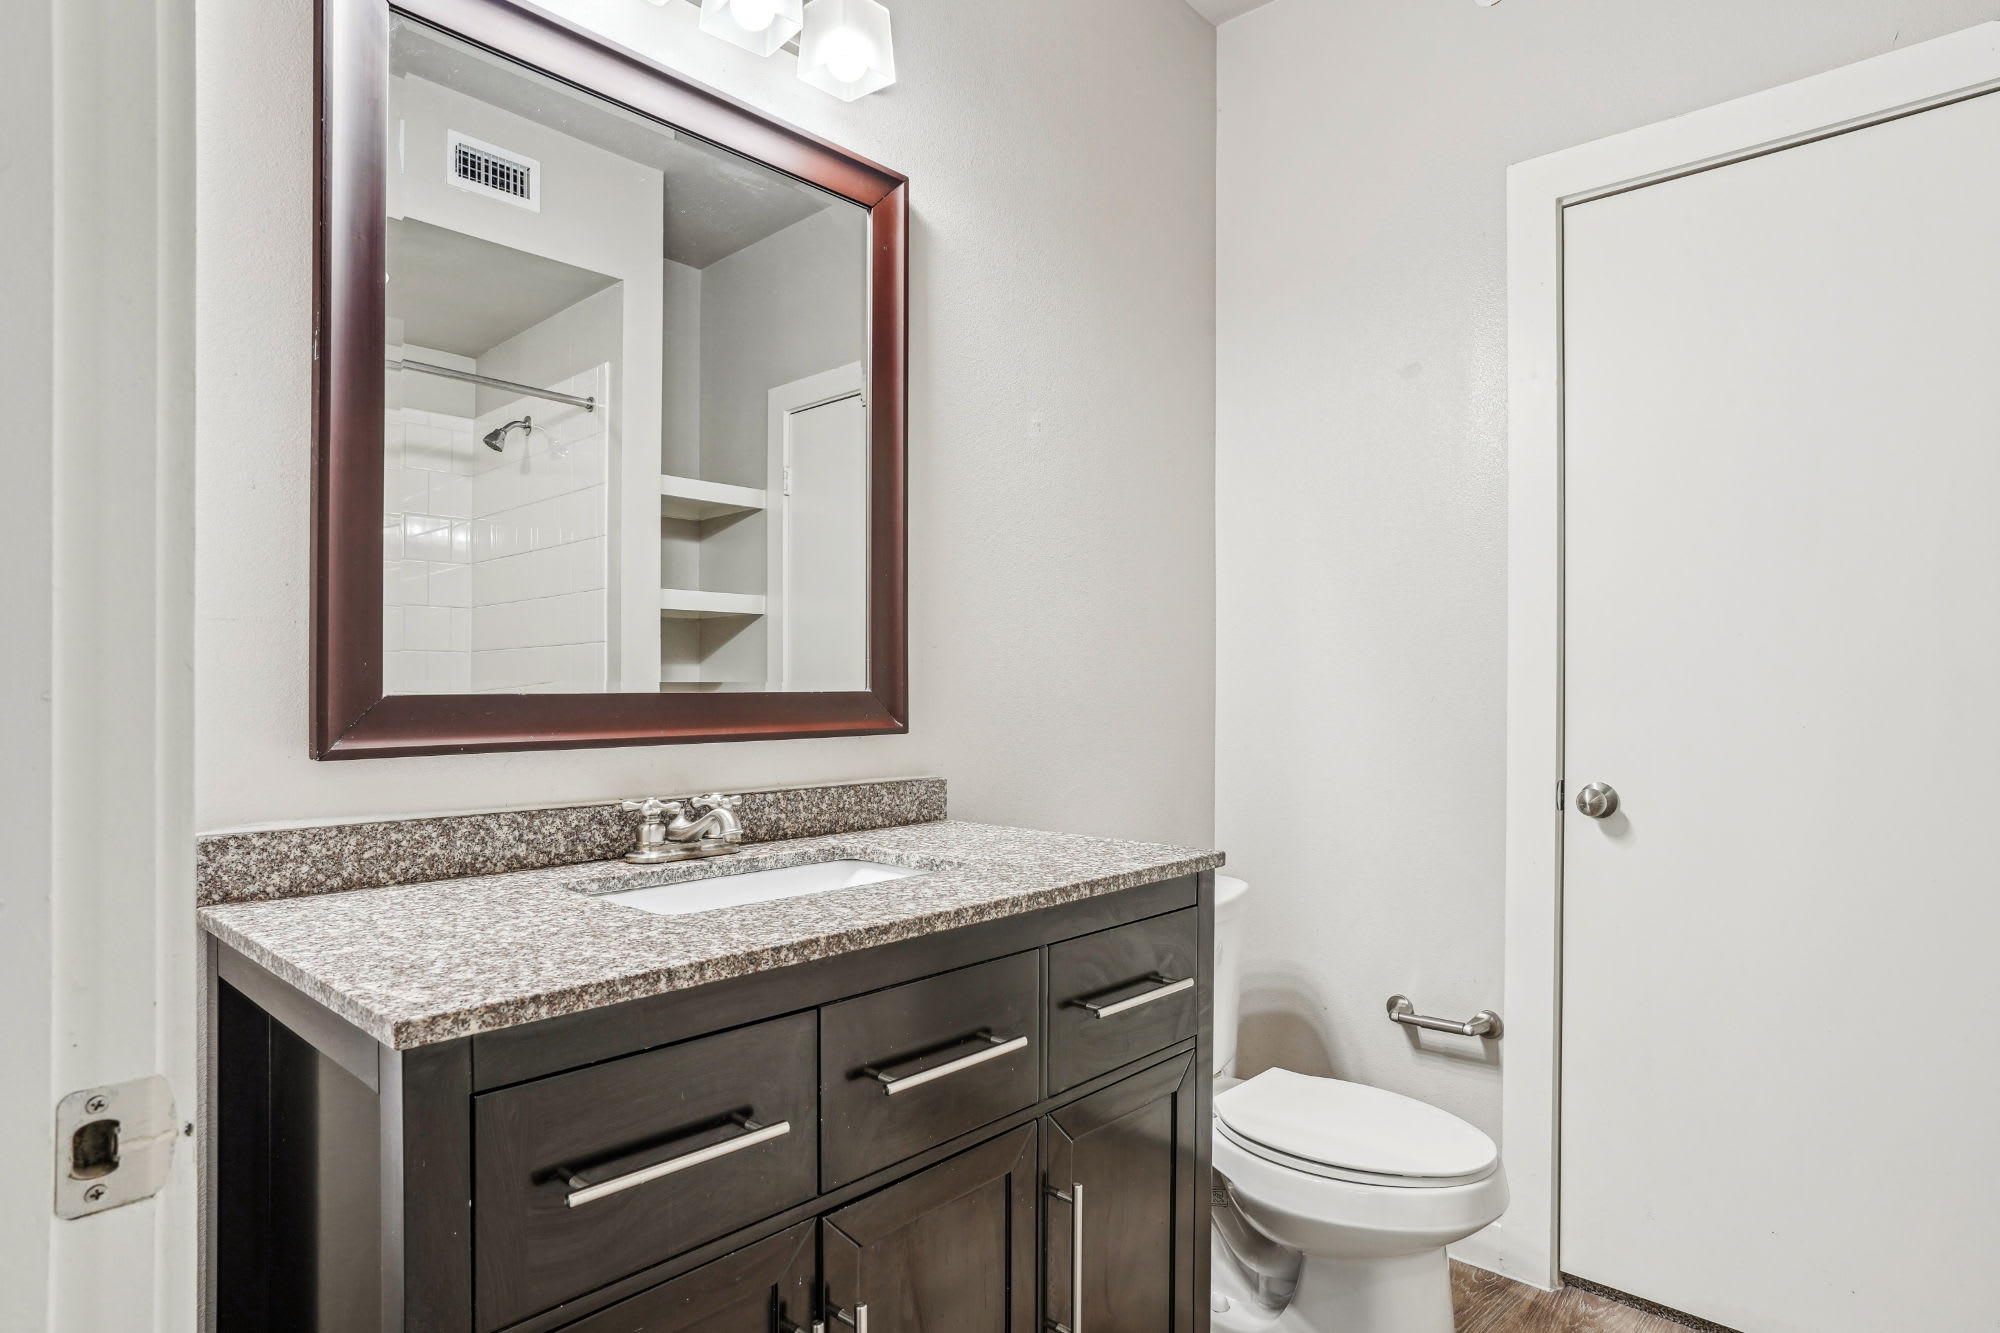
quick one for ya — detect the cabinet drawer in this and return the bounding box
[820,951,1040,1189]
[474,1012,817,1332]
[1047,909,1199,1093]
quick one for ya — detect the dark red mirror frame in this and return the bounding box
[312,0,908,758]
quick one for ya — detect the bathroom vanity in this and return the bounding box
[204,815,1221,1333]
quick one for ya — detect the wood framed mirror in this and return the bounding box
[313,0,907,758]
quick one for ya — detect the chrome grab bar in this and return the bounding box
[832,1303,868,1332]
[865,1031,1028,1096]
[561,1114,790,1208]
[1047,1181,1083,1333]
[1386,995,1502,1040]
[1073,974,1193,1019]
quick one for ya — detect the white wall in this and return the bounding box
[699,206,868,488]
[195,0,1216,836]
[1215,0,1998,1144]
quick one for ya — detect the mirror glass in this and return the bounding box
[383,14,871,696]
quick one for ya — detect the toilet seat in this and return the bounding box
[1215,1069,1498,1189]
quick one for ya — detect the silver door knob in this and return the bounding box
[1575,782,1619,819]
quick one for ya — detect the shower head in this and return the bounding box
[483,415,533,452]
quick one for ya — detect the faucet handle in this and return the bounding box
[693,792,741,811]
[621,797,680,820]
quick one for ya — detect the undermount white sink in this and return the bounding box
[600,859,922,917]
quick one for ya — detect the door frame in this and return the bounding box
[1499,22,2000,1291]
[764,362,867,688]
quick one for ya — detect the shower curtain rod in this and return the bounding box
[386,356,597,412]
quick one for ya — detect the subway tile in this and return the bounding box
[557,488,602,543]
[385,466,429,514]
[404,604,451,652]
[402,423,451,470]
[385,651,426,694]
[382,515,404,562]
[396,559,430,605]
[404,513,451,562]
[426,651,470,693]
[450,521,472,563]
[450,607,471,654]
[430,474,472,520]
[429,561,470,608]
[383,606,403,652]
[568,536,607,592]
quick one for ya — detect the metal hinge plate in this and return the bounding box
[55,1075,178,1219]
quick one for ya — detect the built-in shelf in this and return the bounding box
[660,588,767,619]
[659,474,766,521]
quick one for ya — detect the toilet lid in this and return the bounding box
[1214,1069,1498,1184]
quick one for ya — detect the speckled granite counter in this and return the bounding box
[199,820,1224,1050]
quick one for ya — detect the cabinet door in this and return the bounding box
[822,1123,1038,1333]
[1044,1053,1201,1333]
[556,1221,815,1333]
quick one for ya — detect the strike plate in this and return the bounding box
[55,1076,177,1219]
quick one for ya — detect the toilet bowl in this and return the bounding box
[1209,875,1507,1333]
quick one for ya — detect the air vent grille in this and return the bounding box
[446,131,539,211]
[456,142,530,198]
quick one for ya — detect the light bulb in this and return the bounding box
[819,28,872,84]
[730,0,779,31]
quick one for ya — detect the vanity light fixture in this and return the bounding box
[697,0,804,57]
[797,0,896,101]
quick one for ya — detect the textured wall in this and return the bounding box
[1214,0,1996,1142]
[196,0,1216,837]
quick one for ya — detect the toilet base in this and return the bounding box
[1283,1247,1454,1332]
[1211,1245,1456,1333]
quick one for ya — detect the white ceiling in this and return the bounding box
[388,218,617,357]
[393,15,839,269]
[1183,0,1279,25]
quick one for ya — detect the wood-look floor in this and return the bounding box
[1453,1263,1702,1333]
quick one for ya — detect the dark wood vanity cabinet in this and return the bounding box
[215,872,1213,1333]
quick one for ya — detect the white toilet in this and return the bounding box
[1209,875,1507,1333]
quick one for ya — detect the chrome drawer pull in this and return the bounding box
[1047,1180,1083,1333]
[1075,974,1192,1019]
[561,1115,791,1208]
[865,1031,1028,1096]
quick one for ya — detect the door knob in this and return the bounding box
[1575,782,1619,819]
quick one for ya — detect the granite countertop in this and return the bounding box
[199,820,1225,1050]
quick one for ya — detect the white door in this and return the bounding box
[776,391,869,691]
[1559,90,2000,1330]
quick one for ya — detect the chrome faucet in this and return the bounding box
[621,793,744,864]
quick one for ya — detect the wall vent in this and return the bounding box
[447,131,539,211]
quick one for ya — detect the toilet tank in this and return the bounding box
[1213,875,1249,1078]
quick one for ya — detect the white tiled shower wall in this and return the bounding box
[383,364,611,693]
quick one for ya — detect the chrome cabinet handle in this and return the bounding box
[1047,1181,1083,1333]
[560,1115,791,1208]
[865,1031,1028,1096]
[1386,995,1502,1040]
[1073,974,1193,1019]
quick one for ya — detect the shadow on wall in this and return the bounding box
[1237,982,1339,1080]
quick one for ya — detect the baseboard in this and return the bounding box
[1447,1216,1557,1291]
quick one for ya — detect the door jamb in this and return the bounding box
[1500,22,2000,1291]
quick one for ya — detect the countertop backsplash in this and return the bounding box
[195,776,948,906]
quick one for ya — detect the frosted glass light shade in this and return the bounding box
[698,0,804,57]
[798,0,895,101]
